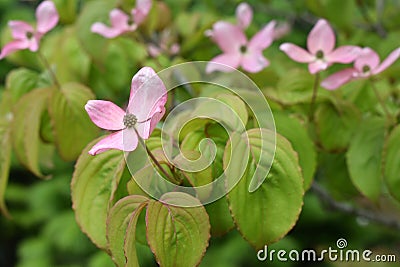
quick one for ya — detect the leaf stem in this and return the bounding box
[38,50,61,90]
[135,129,175,182]
[309,72,320,122]
[370,79,393,123]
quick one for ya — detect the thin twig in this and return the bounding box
[311,182,400,230]
[370,79,394,123]
[135,129,175,182]
[309,72,320,122]
[37,50,61,89]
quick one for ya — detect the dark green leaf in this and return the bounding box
[384,125,400,202]
[274,112,316,190]
[346,117,386,202]
[315,101,361,152]
[225,129,304,248]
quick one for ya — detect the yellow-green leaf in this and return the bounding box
[48,83,99,161]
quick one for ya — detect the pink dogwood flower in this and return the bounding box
[0,1,59,59]
[321,47,400,90]
[279,19,361,74]
[91,0,152,38]
[206,21,276,73]
[85,67,167,155]
[236,2,252,29]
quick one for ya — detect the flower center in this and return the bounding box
[362,65,371,73]
[240,45,247,54]
[316,50,324,59]
[26,32,33,39]
[123,113,138,128]
[127,18,135,26]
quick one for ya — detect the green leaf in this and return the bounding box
[384,125,400,202]
[274,112,316,190]
[315,101,361,152]
[225,129,304,248]
[205,197,234,236]
[0,92,12,217]
[71,141,125,249]
[215,94,248,128]
[5,68,39,104]
[48,83,99,161]
[11,88,51,178]
[0,126,11,218]
[76,0,115,64]
[146,193,210,267]
[124,204,148,267]
[53,0,78,24]
[346,117,386,202]
[42,27,91,83]
[107,195,149,267]
[318,152,359,201]
[273,69,315,105]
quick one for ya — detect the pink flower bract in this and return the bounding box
[279,19,361,74]
[236,3,253,29]
[0,1,59,59]
[91,0,152,39]
[206,21,276,73]
[321,47,400,90]
[85,67,167,155]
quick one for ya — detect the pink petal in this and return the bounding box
[128,67,167,122]
[279,43,314,63]
[248,20,276,51]
[27,36,40,52]
[85,100,125,130]
[211,21,247,53]
[236,3,253,29]
[321,68,355,90]
[308,60,329,74]
[206,53,242,73]
[110,9,130,30]
[273,22,291,40]
[0,40,29,59]
[354,47,380,73]
[88,131,123,155]
[36,0,59,34]
[307,19,335,55]
[136,106,165,139]
[325,45,361,63]
[241,50,269,73]
[91,22,123,38]
[149,105,165,134]
[132,0,152,25]
[372,47,400,75]
[8,21,34,39]
[122,128,139,151]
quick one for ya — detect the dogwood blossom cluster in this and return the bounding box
[279,19,400,89]
[91,0,152,38]
[206,3,276,73]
